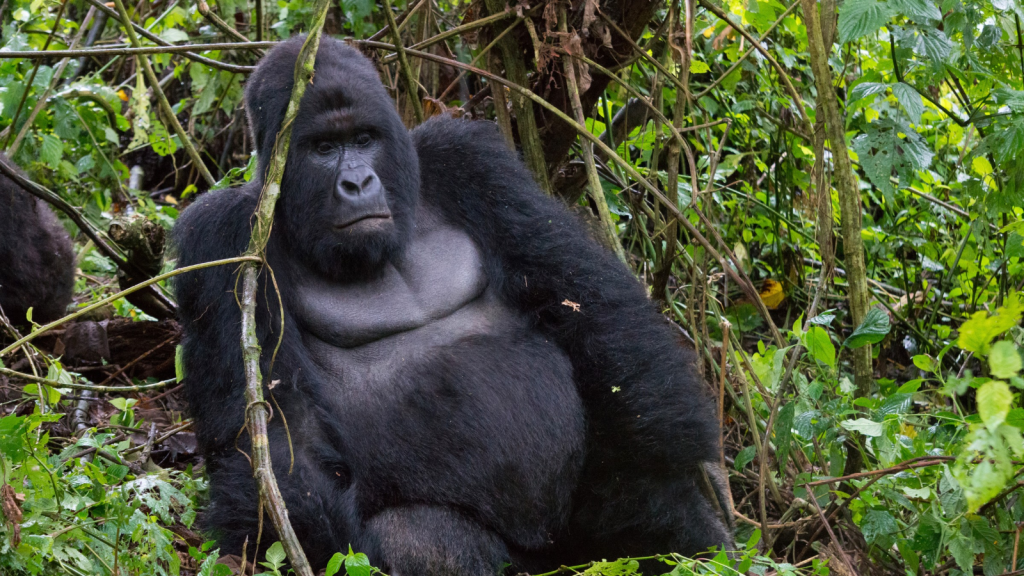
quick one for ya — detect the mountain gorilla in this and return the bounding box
[173,36,733,574]
[0,154,75,326]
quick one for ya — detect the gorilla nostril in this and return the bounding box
[361,174,375,189]
[341,180,360,194]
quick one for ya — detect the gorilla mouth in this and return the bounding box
[335,213,392,230]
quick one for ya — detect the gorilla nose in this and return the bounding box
[338,165,381,198]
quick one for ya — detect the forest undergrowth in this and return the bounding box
[0,0,1023,574]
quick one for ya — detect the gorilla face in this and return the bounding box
[245,37,420,281]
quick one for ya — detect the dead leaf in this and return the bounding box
[561,299,581,312]
[1,483,23,547]
[758,279,785,310]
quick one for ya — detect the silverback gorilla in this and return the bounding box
[0,154,75,326]
[173,36,733,574]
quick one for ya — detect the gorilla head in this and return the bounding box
[245,36,419,281]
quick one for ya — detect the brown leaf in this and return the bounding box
[581,0,600,32]
[1,483,23,547]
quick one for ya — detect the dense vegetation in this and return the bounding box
[0,0,1023,574]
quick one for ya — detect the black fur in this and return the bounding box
[0,154,75,325]
[173,36,731,574]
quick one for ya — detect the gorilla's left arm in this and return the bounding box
[414,117,734,556]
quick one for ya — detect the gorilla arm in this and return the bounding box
[414,117,734,557]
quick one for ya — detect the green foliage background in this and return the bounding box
[0,0,1023,574]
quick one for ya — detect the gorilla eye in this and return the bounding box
[316,142,334,154]
[354,132,372,147]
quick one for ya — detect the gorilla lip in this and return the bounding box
[335,213,392,230]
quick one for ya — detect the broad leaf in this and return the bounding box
[804,326,836,368]
[978,380,1012,429]
[838,0,894,43]
[841,417,884,436]
[844,307,892,349]
[892,82,924,124]
[989,341,1023,379]
[852,118,934,200]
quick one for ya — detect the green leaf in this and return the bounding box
[978,380,1012,429]
[689,59,710,74]
[989,341,1022,379]
[804,326,836,368]
[734,445,757,470]
[149,121,178,156]
[325,553,344,576]
[860,509,898,544]
[344,552,372,576]
[175,345,186,383]
[848,81,890,102]
[160,28,189,43]
[851,118,934,200]
[106,464,129,480]
[891,82,924,124]
[913,354,937,372]
[958,295,1024,355]
[889,0,941,21]
[40,134,64,168]
[837,0,894,43]
[264,542,286,569]
[948,535,975,573]
[844,307,891,349]
[917,27,953,64]
[840,417,884,437]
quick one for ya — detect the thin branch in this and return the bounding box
[696,0,811,131]
[559,7,625,263]
[0,256,260,357]
[235,3,333,574]
[110,0,216,186]
[0,41,273,60]
[0,367,175,393]
[382,0,424,124]
[363,40,783,344]
[197,0,261,52]
[695,0,800,99]
[81,0,255,73]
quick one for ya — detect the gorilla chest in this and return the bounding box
[292,225,528,378]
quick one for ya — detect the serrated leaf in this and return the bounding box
[989,341,1023,379]
[838,0,894,43]
[860,509,899,544]
[958,295,1024,355]
[891,82,924,124]
[890,0,941,21]
[852,118,934,199]
[948,536,975,573]
[876,393,913,416]
[841,417,884,436]
[849,81,890,102]
[917,27,953,63]
[844,307,891,349]
[978,380,1012,429]
[40,134,63,168]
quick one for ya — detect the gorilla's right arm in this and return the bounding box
[172,185,358,563]
[414,116,734,559]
